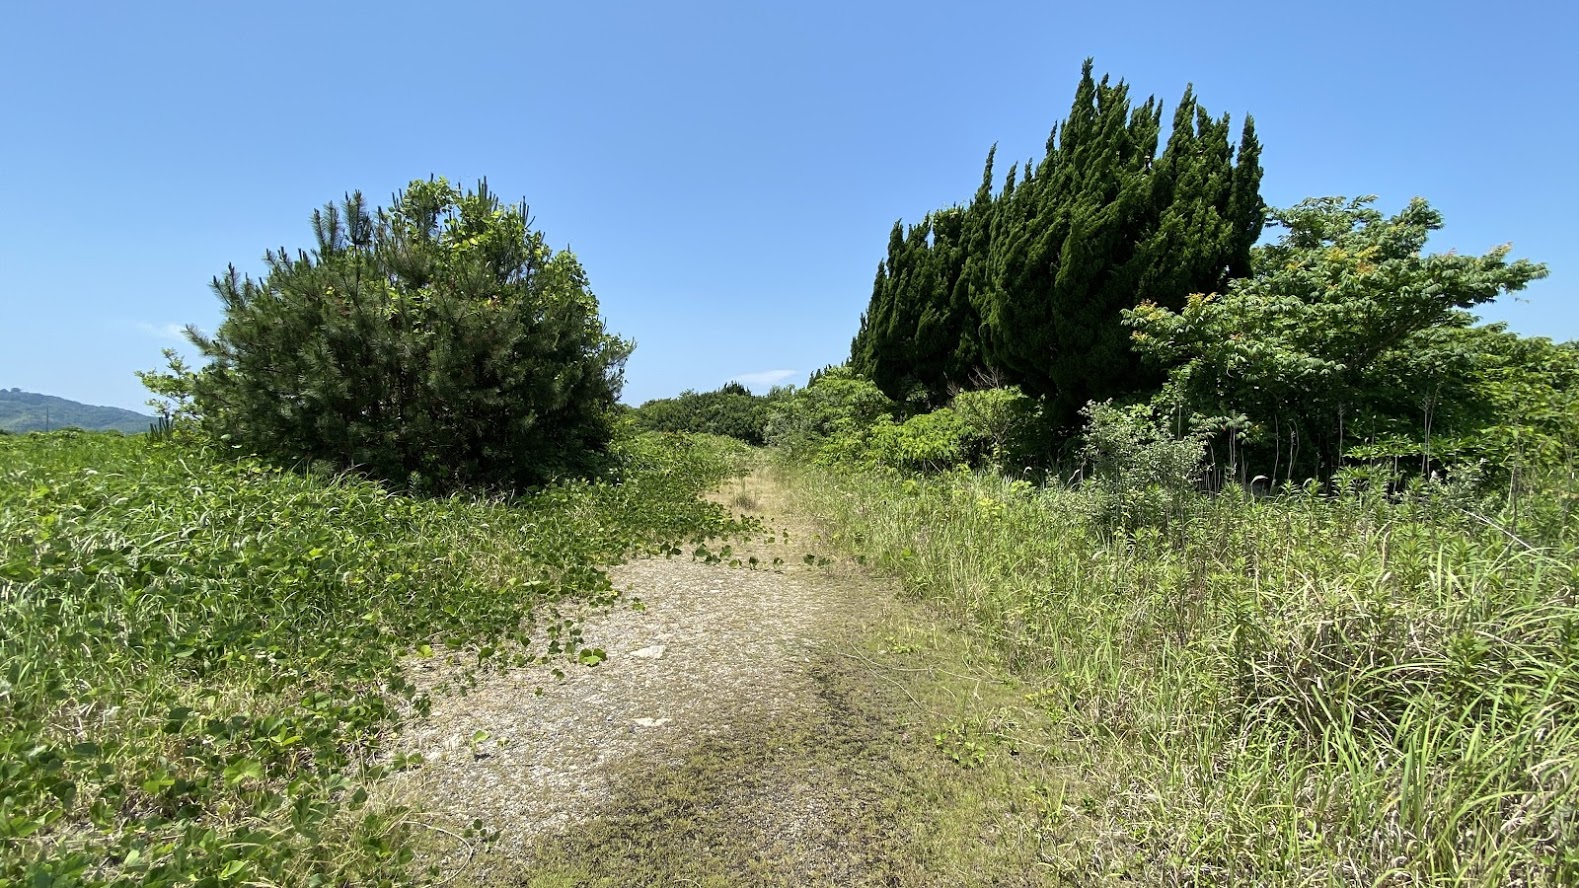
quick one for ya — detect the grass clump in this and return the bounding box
[0,429,753,886]
[785,462,1579,885]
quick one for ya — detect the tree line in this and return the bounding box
[143,60,1560,494]
[840,59,1553,485]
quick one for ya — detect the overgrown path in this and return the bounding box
[383,468,1069,887]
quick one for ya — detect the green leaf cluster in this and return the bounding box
[1075,399,1210,530]
[766,369,1043,474]
[1124,196,1552,481]
[631,382,782,445]
[763,366,897,460]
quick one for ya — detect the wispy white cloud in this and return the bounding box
[728,369,799,389]
[134,322,189,342]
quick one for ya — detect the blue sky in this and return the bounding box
[2,1,1574,413]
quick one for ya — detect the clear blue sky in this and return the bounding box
[2,1,1574,413]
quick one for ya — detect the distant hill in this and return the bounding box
[0,389,154,434]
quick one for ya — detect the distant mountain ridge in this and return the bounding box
[0,389,153,434]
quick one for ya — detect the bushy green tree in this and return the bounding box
[981,66,1263,424]
[631,382,776,444]
[763,366,896,459]
[1125,196,1548,481]
[851,151,997,407]
[179,178,632,491]
[1460,330,1579,471]
[1363,323,1579,490]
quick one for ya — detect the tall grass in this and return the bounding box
[0,430,754,886]
[787,464,1579,885]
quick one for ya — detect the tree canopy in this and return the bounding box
[851,60,1263,424]
[631,382,778,444]
[1125,195,1550,480]
[182,178,632,491]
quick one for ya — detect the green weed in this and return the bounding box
[785,462,1579,885]
[0,430,754,886]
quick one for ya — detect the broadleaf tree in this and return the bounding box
[1124,195,1549,480]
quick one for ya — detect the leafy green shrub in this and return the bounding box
[631,383,775,444]
[865,408,971,472]
[951,387,1043,468]
[769,381,1044,474]
[763,366,895,460]
[1078,399,1207,532]
[169,178,631,493]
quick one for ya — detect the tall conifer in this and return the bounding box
[850,60,1265,429]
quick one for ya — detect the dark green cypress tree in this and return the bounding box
[856,150,996,409]
[849,261,889,380]
[981,62,1165,419]
[979,61,1262,427]
[1225,118,1265,279]
[911,208,964,405]
[883,220,934,399]
[946,145,999,391]
[853,217,943,404]
[850,221,904,383]
[849,60,1264,427]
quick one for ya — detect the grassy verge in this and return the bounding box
[0,430,754,886]
[782,462,1579,885]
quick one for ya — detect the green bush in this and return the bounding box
[169,177,631,493]
[865,408,972,472]
[1077,400,1208,531]
[951,387,1043,467]
[767,380,1045,474]
[631,382,775,444]
[763,366,895,459]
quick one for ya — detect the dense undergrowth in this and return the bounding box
[787,461,1579,885]
[0,430,754,886]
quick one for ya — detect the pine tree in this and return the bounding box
[187,178,632,492]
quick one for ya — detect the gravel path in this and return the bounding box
[381,520,904,876]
